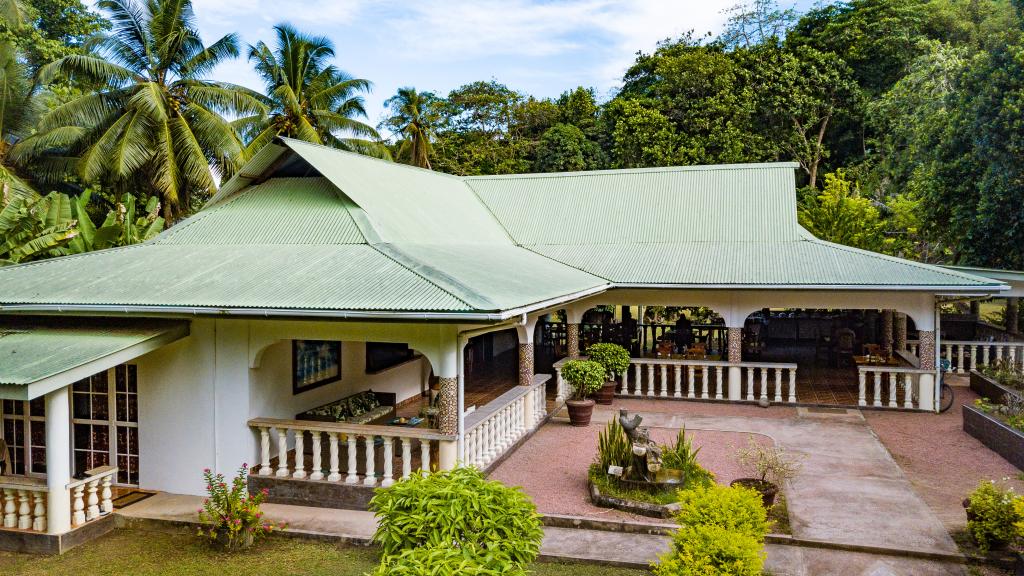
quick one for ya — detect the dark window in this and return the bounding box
[366,342,415,373]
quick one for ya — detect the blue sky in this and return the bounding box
[179,0,812,134]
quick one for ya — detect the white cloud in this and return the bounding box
[190,0,366,27]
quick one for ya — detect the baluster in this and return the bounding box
[401,438,413,479]
[345,435,359,484]
[633,363,642,396]
[72,485,86,526]
[858,371,867,406]
[86,480,99,521]
[873,371,883,407]
[420,439,432,476]
[363,435,377,486]
[101,475,113,514]
[498,407,509,451]
[746,368,754,401]
[555,368,565,404]
[1010,346,1018,367]
[276,428,290,477]
[715,366,724,400]
[620,364,630,395]
[309,432,324,481]
[788,369,797,403]
[697,366,707,399]
[957,345,965,374]
[32,492,45,532]
[327,432,341,482]
[944,344,952,366]
[888,372,898,408]
[465,429,476,468]
[759,369,768,401]
[17,490,31,530]
[996,345,1005,362]
[292,430,306,479]
[3,489,16,528]
[646,364,655,397]
[773,368,782,403]
[660,365,668,397]
[970,345,978,371]
[687,366,695,398]
[259,427,272,475]
[983,345,990,366]
[480,418,491,464]
[673,365,682,398]
[381,437,395,488]
[903,373,915,409]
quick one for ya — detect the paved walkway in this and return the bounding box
[581,405,961,556]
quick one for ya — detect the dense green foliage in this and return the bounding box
[367,546,527,576]
[369,467,543,571]
[584,343,631,378]
[654,484,768,576]
[965,480,1023,551]
[560,359,606,400]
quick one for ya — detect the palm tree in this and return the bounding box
[13,0,267,221]
[382,87,440,169]
[0,0,45,201]
[241,24,386,157]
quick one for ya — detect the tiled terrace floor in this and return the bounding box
[758,341,871,406]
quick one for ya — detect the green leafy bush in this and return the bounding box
[197,464,281,550]
[367,546,527,576]
[662,427,715,489]
[653,524,765,576]
[676,484,769,539]
[966,480,1023,551]
[585,343,631,378]
[981,360,1024,390]
[561,359,606,400]
[369,467,543,569]
[974,397,1024,432]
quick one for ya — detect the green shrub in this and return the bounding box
[662,427,715,489]
[196,464,281,550]
[367,546,527,576]
[676,484,769,540]
[981,360,1024,390]
[561,359,606,400]
[653,524,765,576]
[585,343,631,378]
[369,467,543,568]
[966,480,1023,551]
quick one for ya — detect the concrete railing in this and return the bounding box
[463,375,547,470]
[248,418,456,488]
[68,465,117,528]
[0,477,47,533]
[857,366,934,410]
[940,341,1024,374]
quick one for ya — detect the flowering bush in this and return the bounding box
[966,480,1022,552]
[197,464,281,550]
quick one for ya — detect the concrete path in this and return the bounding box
[120,492,966,574]
[585,405,961,556]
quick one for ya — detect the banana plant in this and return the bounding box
[0,191,78,265]
[69,192,165,252]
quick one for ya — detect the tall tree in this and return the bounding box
[242,24,385,157]
[13,0,266,221]
[382,87,440,169]
[719,0,799,48]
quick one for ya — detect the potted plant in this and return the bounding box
[585,343,631,405]
[731,436,801,508]
[561,359,605,426]
[197,464,282,550]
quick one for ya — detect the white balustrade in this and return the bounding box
[938,341,1024,374]
[67,465,117,529]
[249,418,456,488]
[857,366,933,411]
[463,376,547,471]
[0,478,49,533]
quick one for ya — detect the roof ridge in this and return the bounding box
[463,161,801,181]
[278,137,467,182]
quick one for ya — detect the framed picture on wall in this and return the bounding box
[293,340,341,394]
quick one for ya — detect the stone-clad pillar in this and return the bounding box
[727,327,742,363]
[881,310,894,356]
[437,377,458,435]
[518,343,535,388]
[917,330,936,411]
[894,313,907,354]
[566,323,580,358]
[727,327,743,400]
[918,330,936,370]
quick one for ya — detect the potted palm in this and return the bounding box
[585,343,631,405]
[731,436,801,508]
[561,359,606,426]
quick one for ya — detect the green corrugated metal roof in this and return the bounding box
[0,318,188,386]
[467,163,802,244]
[939,265,1024,284]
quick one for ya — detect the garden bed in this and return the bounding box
[962,404,1024,470]
[970,370,1023,403]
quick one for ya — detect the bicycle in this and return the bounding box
[938,359,955,413]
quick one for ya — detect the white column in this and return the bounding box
[45,387,72,535]
[309,432,323,481]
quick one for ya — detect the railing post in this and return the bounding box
[620,363,630,395]
[873,371,883,407]
[646,363,655,397]
[381,437,395,488]
[858,370,866,406]
[71,485,85,527]
[32,492,46,532]
[259,427,272,475]
[971,345,978,371]
[327,432,341,482]
[345,435,359,484]
[276,428,290,477]
[701,367,710,399]
[674,365,683,398]
[363,435,377,486]
[401,438,413,479]
[633,363,642,396]
[957,345,965,374]
[687,366,696,398]
[3,489,16,528]
[17,490,31,530]
[100,474,113,514]
[86,480,99,521]
[773,368,782,403]
[420,439,431,475]
[523,387,535,432]
[555,366,566,404]
[292,431,306,479]
[309,432,324,481]
[788,369,797,403]
[759,369,768,402]
[888,372,898,408]
[746,368,754,401]
[903,374,914,409]
[660,365,668,398]
[715,366,724,400]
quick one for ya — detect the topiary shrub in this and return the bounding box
[966,480,1023,552]
[653,524,765,576]
[369,467,543,569]
[585,343,631,378]
[367,546,527,576]
[676,484,768,539]
[561,359,606,400]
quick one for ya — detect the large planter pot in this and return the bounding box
[730,478,778,508]
[566,399,595,427]
[970,370,1022,403]
[595,381,617,405]
[963,404,1024,471]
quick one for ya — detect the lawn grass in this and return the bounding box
[0,529,650,576]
